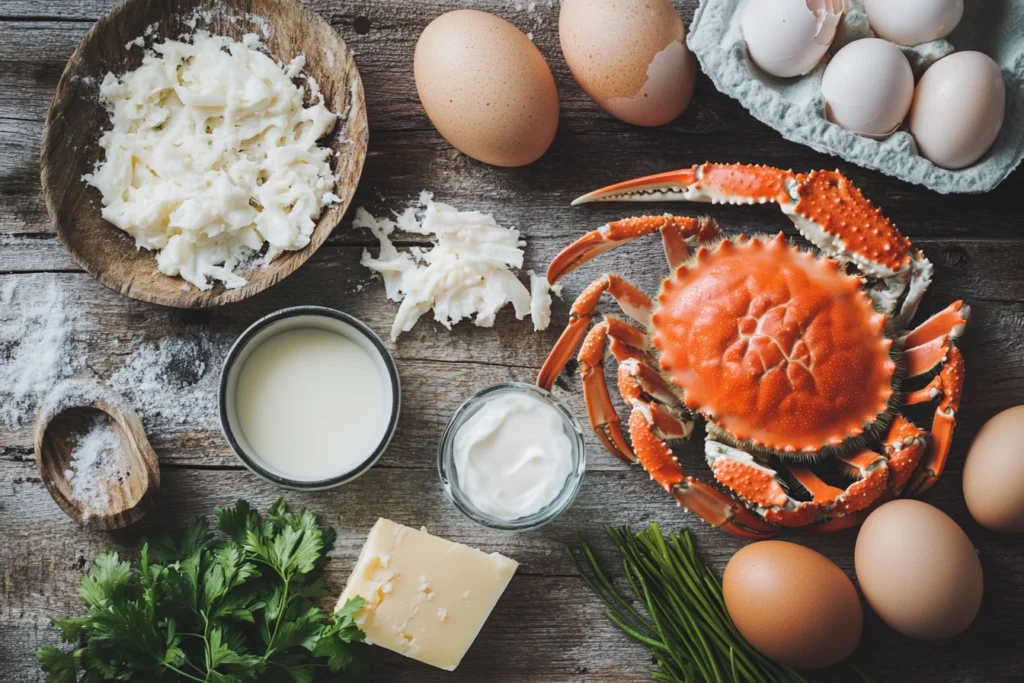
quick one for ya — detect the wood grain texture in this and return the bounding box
[34,379,159,529]
[2,1,1024,682]
[39,0,369,307]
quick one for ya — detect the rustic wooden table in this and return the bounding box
[2,1,1023,681]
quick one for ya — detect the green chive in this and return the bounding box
[571,524,874,683]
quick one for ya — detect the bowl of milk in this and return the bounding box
[219,306,400,489]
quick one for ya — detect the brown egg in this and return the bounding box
[414,10,559,167]
[723,541,863,669]
[559,0,696,127]
[855,500,983,639]
[964,406,1024,533]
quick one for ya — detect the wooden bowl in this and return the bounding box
[35,380,160,530]
[40,0,368,308]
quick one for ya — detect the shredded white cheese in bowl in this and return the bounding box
[85,31,340,291]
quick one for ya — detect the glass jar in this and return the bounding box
[437,382,587,531]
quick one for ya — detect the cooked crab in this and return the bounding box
[537,163,967,537]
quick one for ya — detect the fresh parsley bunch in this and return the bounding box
[38,499,366,682]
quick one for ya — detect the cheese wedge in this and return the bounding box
[336,518,518,670]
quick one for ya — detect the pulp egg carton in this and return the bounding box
[688,0,1024,194]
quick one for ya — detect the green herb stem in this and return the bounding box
[572,524,872,683]
[265,575,291,658]
[162,662,207,682]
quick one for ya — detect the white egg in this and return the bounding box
[821,38,914,137]
[864,0,963,47]
[741,0,843,78]
[910,51,1006,169]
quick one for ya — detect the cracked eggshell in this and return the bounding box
[414,10,559,167]
[864,0,963,47]
[822,38,914,137]
[741,0,843,78]
[559,0,696,127]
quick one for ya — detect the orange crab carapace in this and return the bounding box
[538,163,967,537]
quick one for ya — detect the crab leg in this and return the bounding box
[904,376,943,405]
[902,300,970,349]
[806,417,927,533]
[575,316,745,537]
[832,451,890,515]
[575,314,686,464]
[572,163,928,322]
[706,442,818,527]
[908,346,965,495]
[537,274,652,391]
[893,251,935,328]
[705,440,889,526]
[547,215,720,285]
[617,360,694,440]
[880,416,929,493]
[903,301,969,378]
[609,336,654,366]
[576,323,636,464]
[905,340,950,378]
[813,352,961,531]
[632,415,777,538]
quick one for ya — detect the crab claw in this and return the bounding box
[572,164,795,207]
[630,413,778,538]
[572,163,930,323]
[546,215,721,285]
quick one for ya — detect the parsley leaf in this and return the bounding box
[38,498,367,682]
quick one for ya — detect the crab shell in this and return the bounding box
[653,232,900,459]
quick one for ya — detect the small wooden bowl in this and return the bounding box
[40,0,368,308]
[35,380,160,529]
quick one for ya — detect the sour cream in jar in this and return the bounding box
[452,392,575,521]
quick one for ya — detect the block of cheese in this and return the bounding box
[336,518,518,670]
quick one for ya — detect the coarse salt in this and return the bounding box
[64,416,124,520]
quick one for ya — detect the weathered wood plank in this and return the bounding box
[2,242,1024,465]
[0,235,79,271]
[1,461,1022,682]
[5,232,1024,304]
[1,7,1022,242]
[4,97,1022,241]
[3,0,1024,681]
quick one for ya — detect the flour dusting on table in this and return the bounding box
[0,276,83,428]
[110,337,224,430]
[0,276,224,430]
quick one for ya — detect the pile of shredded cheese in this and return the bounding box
[358,193,556,341]
[85,31,339,290]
